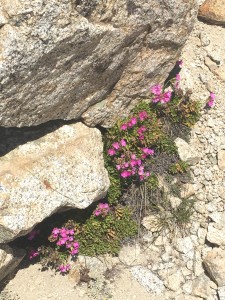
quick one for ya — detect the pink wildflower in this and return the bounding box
[120,124,128,131]
[28,249,39,260]
[130,160,137,167]
[58,264,71,274]
[121,170,131,178]
[52,228,60,236]
[207,92,216,107]
[161,91,172,103]
[207,100,215,107]
[116,164,121,170]
[66,243,72,249]
[130,117,137,125]
[70,248,78,255]
[131,154,136,160]
[112,142,120,150]
[151,84,162,95]
[139,111,148,121]
[94,203,110,217]
[177,60,183,67]
[120,139,126,147]
[108,148,116,156]
[152,96,160,103]
[210,92,216,100]
[137,159,142,166]
[124,162,129,168]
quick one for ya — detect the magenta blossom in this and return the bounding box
[210,92,216,100]
[28,249,39,260]
[112,142,120,150]
[131,154,136,160]
[151,84,162,95]
[142,148,154,156]
[120,139,127,147]
[58,264,71,274]
[108,148,116,156]
[121,170,132,178]
[94,203,110,217]
[52,228,60,236]
[162,91,172,103]
[120,123,127,131]
[130,117,137,125]
[177,60,183,67]
[139,111,148,121]
[207,92,216,107]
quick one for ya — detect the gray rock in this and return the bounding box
[0,0,198,127]
[175,237,194,259]
[0,245,25,282]
[204,248,225,286]
[192,274,213,298]
[118,244,146,266]
[0,122,109,242]
[175,138,201,165]
[218,286,225,300]
[207,224,225,246]
[218,150,225,170]
[164,270,185,292]
[131,266,165,294]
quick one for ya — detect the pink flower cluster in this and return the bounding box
[50,227,80,256]
[28,249,39,260]
[151,84,172,104]
[58,264,71,274]
[207,92,215,108]
[108,139,127,156]
[118,150,153,181]
[94,203,110,217]
[27,229,40,241]
[107,110,155,181]
[120,111,148,131]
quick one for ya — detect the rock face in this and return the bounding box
[0,122,109,243]
[0,0,198,127]
[198,0,225,25]
[204,248,225,287]
[0,245,25,282]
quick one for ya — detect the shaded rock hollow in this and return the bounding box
[0,0,198,127]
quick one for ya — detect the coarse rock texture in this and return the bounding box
[0,122,109,243]
[204,248,225,287]
[3,16,225,300]
[0,245,25,282]
[0,0,198,128]
[198,0,225,25]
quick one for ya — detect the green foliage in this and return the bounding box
[75,206,137,256]
[172,198,195,226]
[151,89,201,128]
[168,161,189,174]
[38,205,138,270]
[104,154,122,205]
[146,173,159,191]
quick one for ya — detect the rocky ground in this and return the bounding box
[1,18,225,300]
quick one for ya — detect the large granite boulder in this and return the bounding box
[0,122,110,243]
[0,0,198,127]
